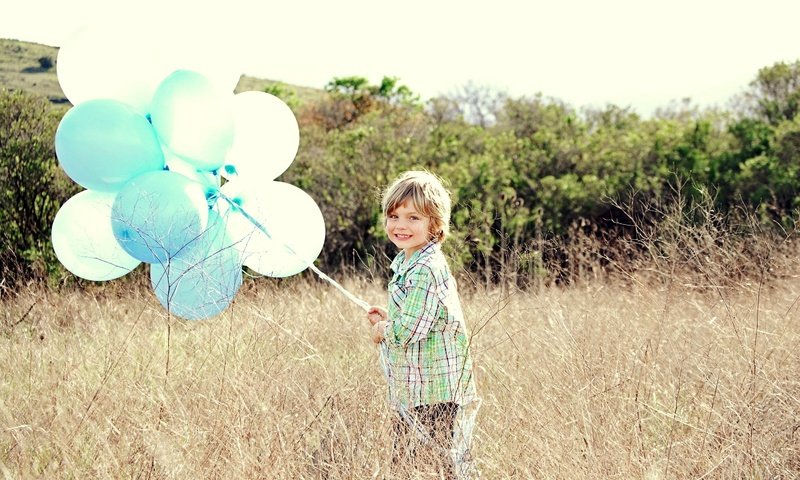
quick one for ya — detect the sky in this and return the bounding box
[3,0,800,117]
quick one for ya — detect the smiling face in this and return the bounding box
[385,199,432,257]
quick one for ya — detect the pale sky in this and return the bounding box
[3,0,800,116]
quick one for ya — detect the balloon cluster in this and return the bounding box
[51,25,325,320]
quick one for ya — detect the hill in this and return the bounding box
[0,38,326,106]
[0,38,66,102]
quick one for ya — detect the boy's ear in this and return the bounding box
[429,224,442,242]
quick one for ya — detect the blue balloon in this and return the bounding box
[55,99,165,192]
[150,212,243,320]
[150,69,235,171]
[111,170,211,263]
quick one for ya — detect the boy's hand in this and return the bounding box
[371,321,387,344]
[367,306,387,326]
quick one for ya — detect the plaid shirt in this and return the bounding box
[382,242,477,409]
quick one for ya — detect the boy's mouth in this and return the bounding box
[394,233,412,240]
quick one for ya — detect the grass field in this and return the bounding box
[2,267,799,478]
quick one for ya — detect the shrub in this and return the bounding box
[37,56,54,70]
[0,90,76,292]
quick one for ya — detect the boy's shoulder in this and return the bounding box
[410,247,461,305]
[409,246,450,278]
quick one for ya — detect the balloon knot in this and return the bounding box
[224,196,243,212]
[205,187,221,207]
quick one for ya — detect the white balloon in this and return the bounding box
[217,180,325,277]
[52,190,140,281]
[56,24,173,113]
[223,91,300,181]
[149,70,235,171]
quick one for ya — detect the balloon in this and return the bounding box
[150,211,242,320]
[150,70,235,171]
[56,24,174,114]
[217,180,325,277]
[111,170,211,263]
[55,99,165,192]
[52,190,140,281]
[223,91,299,181]
[50,23,332,321]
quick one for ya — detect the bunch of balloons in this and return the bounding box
[51,25,325,320]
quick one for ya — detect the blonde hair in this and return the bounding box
[381,170,452,243]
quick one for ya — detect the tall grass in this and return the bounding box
[2,203,800,478]
[2,269,799,478]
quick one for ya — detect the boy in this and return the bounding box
[368,170,478,479]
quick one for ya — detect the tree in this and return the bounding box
[447,81,508,128]
[743,60,800,125]
[425,96,462,125]
[307,76,419,130]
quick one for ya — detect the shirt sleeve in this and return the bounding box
[384,265,439,347]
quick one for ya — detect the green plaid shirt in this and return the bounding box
[382,242,477,409]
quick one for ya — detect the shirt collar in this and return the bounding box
[391,241,439,274]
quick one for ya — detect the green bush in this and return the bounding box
[0,90,76,290]
[37,56,54,70]
[4,63,800,287]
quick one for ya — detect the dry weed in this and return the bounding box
[1,260,799,478]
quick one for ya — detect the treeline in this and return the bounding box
[2,63,800,290]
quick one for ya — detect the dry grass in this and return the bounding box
[2,264,799,479]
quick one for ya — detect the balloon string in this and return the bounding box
[215,192,371,312]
